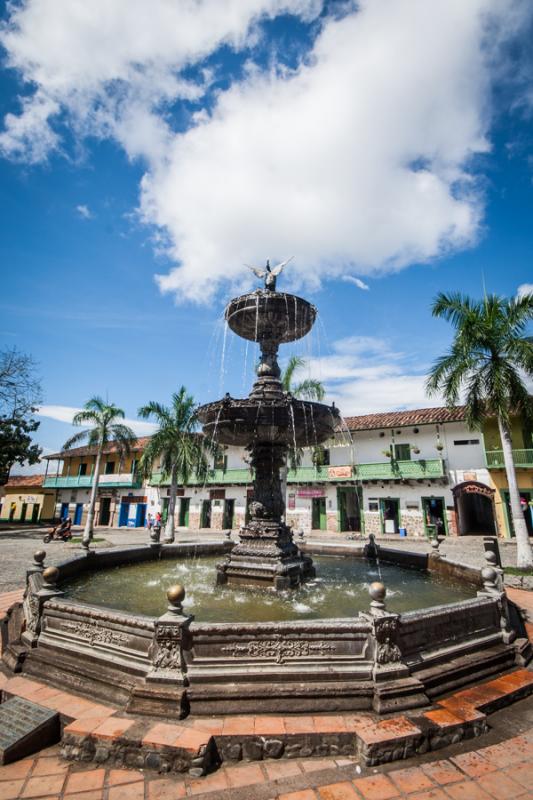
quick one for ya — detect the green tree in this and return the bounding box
[282,355,325,401]
[0,347,43,482]
[64,397,136,547]
[281,356,326,514]
[138,387,211,542]
[0,415,42,484]
[426,291,533,568]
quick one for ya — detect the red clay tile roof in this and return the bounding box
[3,474,47,488]
[343,406,466,431]
[44,436,152,460]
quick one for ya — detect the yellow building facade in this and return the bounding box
[0,475,57,523]
[483,416,533,538]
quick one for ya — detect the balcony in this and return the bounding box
[355,458,445,481]
[43,472,142,489]
[486,449,533,469]
[149,469,252,487]
[149,460,445,487]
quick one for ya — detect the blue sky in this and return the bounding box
[0,0,532,467]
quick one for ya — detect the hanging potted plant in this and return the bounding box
[382,449,392,458]
[411,445,421,455]
[435,440,444,452]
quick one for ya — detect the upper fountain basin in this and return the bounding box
[226,291,317,343]
[197,397,340,447]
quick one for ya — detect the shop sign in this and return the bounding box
[210,489,225,500]
[121,496,147,504]
[297,488,325,498]
[327,465,352,479]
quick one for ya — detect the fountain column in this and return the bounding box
[198,266,339,591]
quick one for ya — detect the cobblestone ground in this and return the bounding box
[0,709,532,799]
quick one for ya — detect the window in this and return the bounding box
[406,501,419,510]
[105,461,115,475]
[393,443,411,461]
[78,462,87,476]
[453,439,480,446]
[313,447,330,467]
[214,451,227,471]
[130,458,138,475]
[368,499,379,512]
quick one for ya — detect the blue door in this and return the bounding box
[135,503,147,527]
[60,502,69,520]
[74,503,83,525]
[118,503,129,527]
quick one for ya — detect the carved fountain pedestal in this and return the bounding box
[198,280,339,590]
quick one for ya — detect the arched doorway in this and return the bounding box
[452,481,496,536]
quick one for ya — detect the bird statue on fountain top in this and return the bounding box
[246,256,293,292]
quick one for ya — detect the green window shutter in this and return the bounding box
[394,444,411,461]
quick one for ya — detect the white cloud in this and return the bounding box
[76,204,92,219]
[38,405,157,436]
[517,283,533,298]
[292,335,440,415]
[1,0,531,301]
[342,276,370,291]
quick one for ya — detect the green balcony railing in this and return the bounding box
[148,459,444,487]
[355,458,445,481]
[43,473,142,489]
[149,468,253,487]
[485,449,533,468]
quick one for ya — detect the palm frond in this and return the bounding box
[63,429,90,450]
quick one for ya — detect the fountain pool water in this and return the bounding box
[62,555,475,623]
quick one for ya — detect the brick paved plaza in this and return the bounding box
[0,720,532,799]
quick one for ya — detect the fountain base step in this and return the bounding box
[217,554,315,591]
[217,521,316,590]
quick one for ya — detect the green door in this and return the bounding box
[223,499,234,529]
[179,498,190,527]
[31,504,40,523]
[20,503,28,522]
[421,497,448,537]
[161,497,169,524]
[312,497,327,530]
[337,488,362,532]
[380,498,400,534]
[201,500,212,528]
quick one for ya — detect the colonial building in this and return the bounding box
[146,406,500,538]
[483,414,533,538]
[42,437,150,527]
[0,475,57,523]
[37,405,532,539]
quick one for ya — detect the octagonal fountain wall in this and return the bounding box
[3,538,530,718]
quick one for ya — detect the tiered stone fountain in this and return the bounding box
[198,265,340,590]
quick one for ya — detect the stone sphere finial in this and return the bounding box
[167,584,185,613]
[33,550,46,568]
[369,581,387,616]
[481,565,498,585]
[369,581,386,602]
[485,550,497,567]
[43,566,59,587]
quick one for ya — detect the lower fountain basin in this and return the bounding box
[62,554,476,622]
[197,397,339,447]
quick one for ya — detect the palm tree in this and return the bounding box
[138,387,211,543]
[281,356,326,516]
[282,355,325,401]
[63,397,136,548]
[426,291,533,568]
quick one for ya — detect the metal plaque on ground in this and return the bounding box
[0,697,60,764]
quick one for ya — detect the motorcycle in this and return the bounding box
[43,521,73,544]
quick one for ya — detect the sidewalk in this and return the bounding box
[0,714,532,799]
